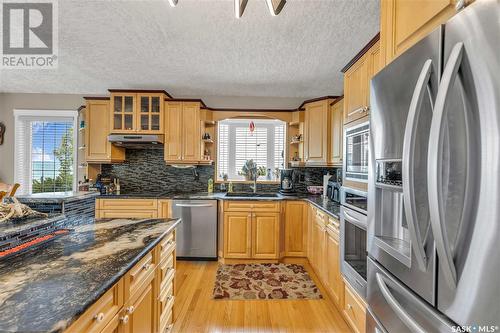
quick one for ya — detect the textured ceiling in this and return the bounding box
[0,0,380,108]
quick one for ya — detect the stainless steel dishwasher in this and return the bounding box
[171,200,218,260]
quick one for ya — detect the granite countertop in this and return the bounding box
[99,191,341,219]
[0,216,181,333]
[16,191,100,204]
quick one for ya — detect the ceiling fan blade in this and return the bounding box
[265,0,286,16]
[234,0,249,18]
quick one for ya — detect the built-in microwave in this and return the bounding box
[343,121,369,183]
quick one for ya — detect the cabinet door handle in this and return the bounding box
[120,314,129,324]
[94,312,105,322]
[125,306,135,314]
[142,263,151,271]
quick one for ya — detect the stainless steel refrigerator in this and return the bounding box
[367,0,500,331]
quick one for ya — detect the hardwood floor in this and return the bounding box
[173,260,352,333]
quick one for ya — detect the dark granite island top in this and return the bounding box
[0,217,181,333]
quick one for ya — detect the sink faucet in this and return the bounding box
[250,172,258,193]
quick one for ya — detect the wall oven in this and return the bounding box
[341,186,368,298]
[344,121,370,182]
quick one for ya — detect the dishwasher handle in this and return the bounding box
[175,203,214,208]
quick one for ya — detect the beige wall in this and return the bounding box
[0,93,85,183]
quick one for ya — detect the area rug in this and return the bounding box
[213,263,322,300]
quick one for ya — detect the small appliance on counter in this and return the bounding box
[327,180,342,203]
[279,169,295,195]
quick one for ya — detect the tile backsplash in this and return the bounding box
[101,149,340,194]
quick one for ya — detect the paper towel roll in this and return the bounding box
[323,173,332,197]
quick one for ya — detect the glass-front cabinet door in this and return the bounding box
[137,93,164,133]
[111,93,136,133]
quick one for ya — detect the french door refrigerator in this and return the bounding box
[367,0,500,332]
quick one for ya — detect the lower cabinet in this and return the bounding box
[223,211,252,259]
[343,279,367,333]
[223,202,280,260]
[65,231,176,333]
[95,199,171,219]
[325,224,343,306]
[252,212,280,259]
[284,201,308,257]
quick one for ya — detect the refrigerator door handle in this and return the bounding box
[402,59,433,271]
[375,273,426,333]
[428,42,464,289]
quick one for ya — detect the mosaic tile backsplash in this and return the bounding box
[101,149,340,194]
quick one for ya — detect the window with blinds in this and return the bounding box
[217,119,286,181]
[14,110,77,195]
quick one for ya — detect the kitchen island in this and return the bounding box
[0,215,180,333]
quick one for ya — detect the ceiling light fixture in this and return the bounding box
[234,0,249,18]
[168,0,178,7]
[265,0,286,16]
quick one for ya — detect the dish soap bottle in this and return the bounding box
[208,178,214,193]
[228,181,234,193]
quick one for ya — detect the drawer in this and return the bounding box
[328,216,340,229]
[343,281,366,333]
[314,209,327,226]
[65,281,123,333]
[159,255,175,289]
[159,282,175,332]
[125,251,155,298]
[158,232,176,262]
[97,210,158,219]
[98,199,157,210]
[224,201,280,212]
[159,308,173,333]
[326,224,340,241]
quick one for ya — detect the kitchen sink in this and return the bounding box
[224,192,280,198]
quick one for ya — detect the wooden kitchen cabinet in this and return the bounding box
[65,230,177,333]
[223,211,253,259]
[311,211,327,282]
[380,0,466,65]
[85,99,125,163]
[330,98,344,166]
[325,223,343,306]
[137,93,164,133]
[343,279,367,333]
[122,275,156,333]
[111,93,137,133]
[181,102,202,162]
[303,98,336,166]
[95,199,159,219]
[223,202,281,260]
[158,199,172,218]
[284,201,308,257]
[110,92,165,134]
[164,101,204,164]
[252,212,280,259]
[164,101,183,162]
[343,38,381,125]
[343,53,369,125]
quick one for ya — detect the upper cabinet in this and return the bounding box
[380,0,471,65]
[343,39,380,125]
[164,101,211,165]
[85,99,125,163]
[303,97,343,167]
[330,98,344,166]
[110,91,165,134]
[304,99,333,166]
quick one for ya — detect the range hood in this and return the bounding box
[108,134,164,149]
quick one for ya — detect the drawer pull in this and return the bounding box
[142,263,152,271]
[166,323,174,332]
[167,295,174,301]
[126,306,135,314]
[94,312,105,322]
[347,304,353,311]
[120,315,129,324]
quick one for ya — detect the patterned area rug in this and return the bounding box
[213,263,322,300]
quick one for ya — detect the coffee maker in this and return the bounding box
[279,169,295,195]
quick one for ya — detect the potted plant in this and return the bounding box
[239,160,266,181]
